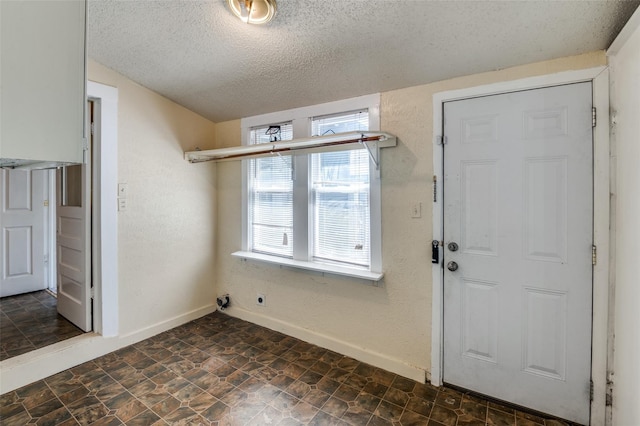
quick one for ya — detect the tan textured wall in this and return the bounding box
[215,120,241,149]
[88,60,218,336]
[215,51,606,378]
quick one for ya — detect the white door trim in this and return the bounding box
[87,80,119,337]
[431,66,610,424]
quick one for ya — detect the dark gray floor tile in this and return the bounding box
[0,311,575,426]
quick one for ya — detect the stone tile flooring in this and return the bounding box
[0,312,576,425]
[0,290,84,361]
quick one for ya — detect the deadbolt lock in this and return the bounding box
[448,242,459,252]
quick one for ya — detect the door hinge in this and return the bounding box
[90,121,95,136]
[592,107,597,128]
[590,379,594,401]
[82,137,89,164]
[436,136,448,145]
[592,245,597,265]
[90,286,95,299]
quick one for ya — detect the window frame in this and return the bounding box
[238,94,382,281]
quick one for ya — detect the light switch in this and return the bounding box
[411,203,422,218]
[118,183,128,198]
[118,198,127,211]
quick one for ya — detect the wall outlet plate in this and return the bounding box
[118,183,128,198]
[411,202,422,218]
[256,293,266,306]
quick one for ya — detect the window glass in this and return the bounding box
[311,111,370,267]
[248,123,294,257]
[311,110,368,137]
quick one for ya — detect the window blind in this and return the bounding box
[249,123,294,257]
[311,111,370,267]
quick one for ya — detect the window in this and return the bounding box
[248,123,293,257]
[310,111,370,267]
[238,95,382,280]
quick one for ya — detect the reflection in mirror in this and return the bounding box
[62,165,82,207]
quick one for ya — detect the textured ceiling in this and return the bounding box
[88,0,639,123]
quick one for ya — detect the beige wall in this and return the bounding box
[609,16,640,425]
[88,60,219,336]
[214,51,607,380]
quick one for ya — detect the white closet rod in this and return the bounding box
[184,131,396,164]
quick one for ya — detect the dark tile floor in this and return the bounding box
[0,312,575,425]
[0,290,84,361]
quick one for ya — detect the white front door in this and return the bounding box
[0,169,47,297]
[56,162,91,332]
[442,83,593,424]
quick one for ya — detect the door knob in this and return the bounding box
[448,242,459,252]
[447,261,459,271]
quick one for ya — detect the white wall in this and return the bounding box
[608,11,640,426]
[214,51,607,381]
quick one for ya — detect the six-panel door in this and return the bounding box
[443,83,593,424]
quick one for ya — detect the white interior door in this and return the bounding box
[442,83,593,424]
[0,169,47,297]
[56,161,91,332]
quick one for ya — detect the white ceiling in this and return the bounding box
[88,0,638,123]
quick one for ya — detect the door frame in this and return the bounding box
[431,66,610,424]
[88,81,119,337]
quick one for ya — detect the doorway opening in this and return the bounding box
[0,101,95,359]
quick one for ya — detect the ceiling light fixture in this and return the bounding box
[227,0,277,25]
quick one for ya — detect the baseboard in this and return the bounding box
[118,304,218,341]
[224,306,427,383]
[0,304,217,394]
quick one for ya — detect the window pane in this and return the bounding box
[312,109,368,136]
[249,123,293,257]
[311,111,370,267]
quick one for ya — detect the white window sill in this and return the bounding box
[231,251,384,282]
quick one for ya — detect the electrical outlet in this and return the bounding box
[256,293,266,306]
[118,198,127,211]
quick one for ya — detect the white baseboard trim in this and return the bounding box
[118,305,217,341]
[0,304,217,394]
[224,306,427,383]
